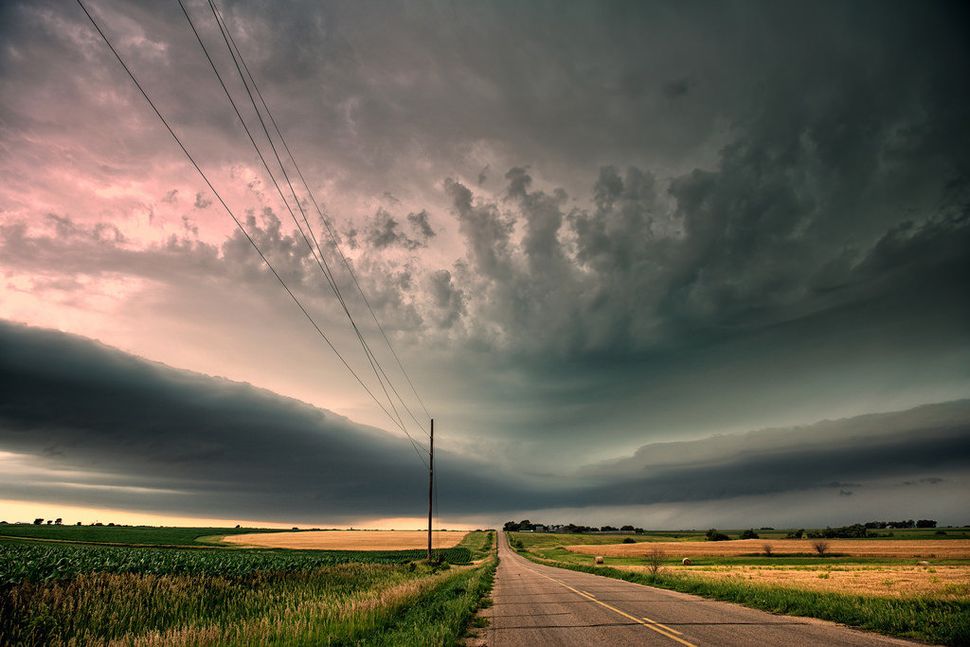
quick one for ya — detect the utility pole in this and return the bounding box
[427,418,434,561]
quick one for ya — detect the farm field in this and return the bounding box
[509,530,970,645]
[619,563,970,599]
[0,529,495,646]
[220,529,468,550]
[566,538,970,558]
[0,523,283,546]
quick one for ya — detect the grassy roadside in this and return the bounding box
[455,529,495,561]
[511,541,970,646]
[368,549,498,646]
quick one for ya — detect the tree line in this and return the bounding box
[502,520,646,533]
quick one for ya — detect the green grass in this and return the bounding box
[456,530,494,560]
[514,531,692,548]
[511,541,970,569]
[0,533,498,646]
[0,523,282,546]
[365,552,497,646]
[509,539,970,646]
[511,527,970,547]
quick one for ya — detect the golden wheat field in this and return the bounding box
[220,530,468,550]
[566,539,970,558]
[617,564,970,599]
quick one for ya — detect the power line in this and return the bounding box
[204,0,422,436]
[175,0,430,460]
[184,0,425,443]
[209,0,432,424]
[207,0,440,540]
[74,0,429,467]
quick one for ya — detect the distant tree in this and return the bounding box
[601,525,618,532]
[502,521,520,532]
[740,529,759,540]
[518,520,533,531]
[808,524,868,539]
[706,529,730,541]
[813,540,829,556]
[46,519,52,525]
[634,527,645,534]
[787,529,805,539]
[76,522,82,526]
[759,527,775,530]
[620,525,635,532]
[54,518,62,525]
[107,522,115,527]
[916,519,937,528]
[762,543,774,557]
[235,524,241,529]
[622,537,636,544]
[33,518,44,525]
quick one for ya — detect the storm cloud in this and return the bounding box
[2,321,968,525]
[1,0,969,524]
[0,321,517,522]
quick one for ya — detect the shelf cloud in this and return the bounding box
[2,321,967,525]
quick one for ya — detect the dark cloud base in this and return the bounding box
[2,321,968,525]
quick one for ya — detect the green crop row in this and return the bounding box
[0,523,279,546]
[0,539,472,586]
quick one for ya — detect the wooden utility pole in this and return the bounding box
[427,418,434,561]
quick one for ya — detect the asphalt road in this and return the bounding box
[477,531,929,647]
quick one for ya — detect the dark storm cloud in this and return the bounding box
[2,321,968,523]
[426,270,464,329]
[363,208,436,250]
[0,321,520,522]
[406,211,436,241]
[576,401,970,506]
[1,0,969,490]
[662,78,690,99]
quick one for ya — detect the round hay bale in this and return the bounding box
[681,558,693,566]
[594,556,604,564]
[917,560,930,566]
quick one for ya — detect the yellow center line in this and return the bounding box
[522,565,697,647]
[644,616,684,636]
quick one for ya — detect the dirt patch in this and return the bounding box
[566,539,970,559]
[220,530,467,550]
[616,564,970,599]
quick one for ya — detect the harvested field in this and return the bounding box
[565,538,970,558]
[221,530,468,550]
[618,564,970,599]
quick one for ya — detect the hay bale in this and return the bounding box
[594,556,604,564]
[917,560,930,566]
[681,557,693,566]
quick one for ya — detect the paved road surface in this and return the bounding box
[478,531,928,647]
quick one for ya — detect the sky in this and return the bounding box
[1,0,968,529]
